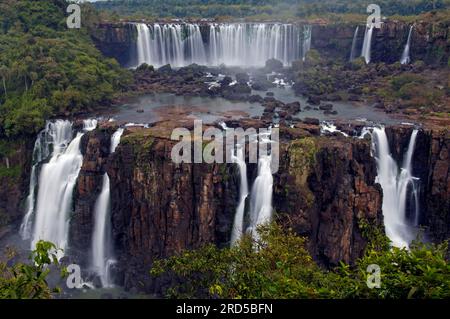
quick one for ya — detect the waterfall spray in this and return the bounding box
[400,26,414,65]
[31,120,96,258]
[135,23,302,67]
[91,127,124,288]
[371,127,420,248]
[230,145,248,246]
[361,24,374,64]
[349,26,359,62]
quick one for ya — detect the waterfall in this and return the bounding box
[349,26,359,62]
[91,128,123,287]
[361,24,374,64]
[248,154,274,241]
[20,128,52,239]
[400,26,414,65]
[110,128,124,153]
[134,23,302,67]
[372,127,420,248]
[230,145,249,246]
[30,120,96,258]
[91,174,113,288]
[302,25,312,61]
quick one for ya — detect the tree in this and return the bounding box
[0,241,63,299]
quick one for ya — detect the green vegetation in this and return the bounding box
[95,0,450,20]
[151,223,450,299]
[0,241,63,299]
[0,0,132,137]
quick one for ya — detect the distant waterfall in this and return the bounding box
[91,128,123,288]
[349,26,359,62]
[361,24,374,64]
[371,127,420,248]
[135,23,302,67]
[30,120,96,258]
[302,25,312,61]
[400,26,414,65]
[230,145,249,246]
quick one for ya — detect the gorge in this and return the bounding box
[0,0,449,299]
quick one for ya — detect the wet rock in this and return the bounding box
[319,103,333,111]
[158,64,172,74]
[265,58,283,72]
[136,109,144,113]
[248,95,264,103]
[266,92,275,97]
[303,117,320,125]
[235,72,250,84]
[307,95,321,105]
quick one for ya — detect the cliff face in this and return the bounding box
[91,23,137,67]
[93,20,448,67]
[67,124,383,292]
[0,138,33,239]
[312,20,449,65]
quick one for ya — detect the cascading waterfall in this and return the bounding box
[230,144,248,246]
[30,120,96,259]
[349,26,359,62]
[361,24,374,64]
[91,128,123,288]
[371,127,420,248]
[400,26,414,65]
[135,23,302,67]
[248,154,274,241]
[20,130,51,239]
[302,25,312,61]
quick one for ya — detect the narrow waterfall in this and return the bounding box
[30,120,96,258]
[400,26,414,65]
[349,26,359,62]
[302,25,312,61]
[248,154,274,241]
[20,130,50,239]
[135,23,302,67]
[91,128,123,288]
[361,24,374,64]
[372,127,420,248]
[230,145,249,246]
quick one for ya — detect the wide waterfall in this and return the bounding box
[371,127,420,248]
[230,145,249,246]
[91,128,123,288]
[29,120,96,258]
[135,23,303,67]
[400,26,414,65]
[361,24,374,64]
[349,26,359,62]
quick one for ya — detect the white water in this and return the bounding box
[31,120,96,258]
[320,122,349,137]
[230,145,249,246]
[91,128,123,287]
[361,24,374,64]
[135,23,303,67]
[372,127,420,248]
[349,26,359,62]
[20,130,51,239]
[400,26,414,65]
[110,128,124,153]
[302,25,312,61]
[92,174,114,288]
[248,154,274,242]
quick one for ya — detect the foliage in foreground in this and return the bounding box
[151,223,450,299]
[0,241,62,299]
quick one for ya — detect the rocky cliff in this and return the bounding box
[312,20,449,65]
